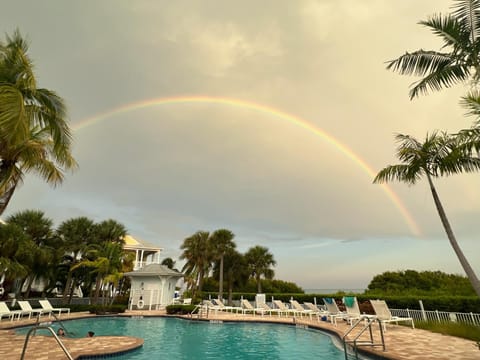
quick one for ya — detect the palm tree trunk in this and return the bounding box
[62,272,73,303]
[427,174,480,297]
[218,255,224,300]
[256,275,262,293]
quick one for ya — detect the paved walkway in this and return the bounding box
[0,310,478,359]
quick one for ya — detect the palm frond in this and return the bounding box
[452,0,480,41]
[386,50,454,76]
[460,90,480,123]
[374,164,421,185]
[419,14,468,50]
[409,63,470,98]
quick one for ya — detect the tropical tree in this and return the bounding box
[222,249,249,305]
[244,245,276,293]
[209,229,236,299]
[161,257,176,270]
[56,216,96,303]
[0,30,77,216]
[180,231,212,297]
[374,132,480,297]
[6,210,58,297]
[386,0,480,99]
[0,222,35,293]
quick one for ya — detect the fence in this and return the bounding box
[390,308,480,326]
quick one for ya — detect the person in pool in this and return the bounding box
[57,328,65,337]
[87,331,95,337]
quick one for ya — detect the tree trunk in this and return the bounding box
[24,276,34,299]
[218,255,224,300]
[94,275,102,303]
[228,279,233,305]
[427,174,480,297]
[62,272,73,303]
[256,275,262,293]
[0,180,17,217]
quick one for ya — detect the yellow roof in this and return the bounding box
[123,235,163,252]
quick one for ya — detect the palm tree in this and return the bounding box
[244,245,276,293]
[374,132,480,297]
[387,0,480,99]
[180,231,212,297]
[0,222,35,291]
[161,257,176,270]
[6,210,56,297]
[56,217,96,303]
[209,229,236,300]
[0,30,77,215]
[222,249,249,305]
[91,220,127,301]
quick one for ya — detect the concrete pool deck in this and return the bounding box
[0,310,478,359]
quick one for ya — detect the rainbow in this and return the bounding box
[74,95,421,236]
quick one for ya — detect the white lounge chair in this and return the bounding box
[290,300,316,319]
[212,298,242,313]
[342,296,365,325]
[39,300,70,317]
[323,298,348,325]
[370,300,415,331]
[18,301,51,319]
[0,301,27,321]
[272,300,300,317]
[304,302,326,315]
[241,299,268,316]
[202,300,222,314]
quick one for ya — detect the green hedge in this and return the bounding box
[201,292,480,313]
[166,304,196,315]
[89,304,127,314]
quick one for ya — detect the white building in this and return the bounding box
[124,235,183,310]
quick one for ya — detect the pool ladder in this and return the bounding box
[342,316,385,360]
[20,313,74,360]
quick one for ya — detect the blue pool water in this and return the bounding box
[19,317,349,359]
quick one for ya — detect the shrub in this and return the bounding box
[89,304,127,314]
[166,305,196,315]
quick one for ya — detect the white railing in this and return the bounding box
[390,308,480,326]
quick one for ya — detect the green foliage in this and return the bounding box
[201,277,303,294]
[88,304,127,314]
[366,270,476,296]
[414,321,480,342]
[166,304,196,315]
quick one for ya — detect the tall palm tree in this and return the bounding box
[222,249,249,305]
[180,231,212,297]
[209,229,236,300]
[374,132,480,297]
[387,0,480,99]
[56,217,96,302]
[244,245,276,293]
[0,30,77,215]
[91,220,127,301]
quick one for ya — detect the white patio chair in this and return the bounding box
[39,300,70,317]
[370,299,415,331]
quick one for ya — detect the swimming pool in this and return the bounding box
[19,317,355,359]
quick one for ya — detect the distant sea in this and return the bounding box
[304,289,365,294]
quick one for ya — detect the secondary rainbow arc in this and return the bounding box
[74,95,421,236]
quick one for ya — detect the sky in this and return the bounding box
[1,0,479,290]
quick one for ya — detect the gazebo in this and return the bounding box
[125,264,183,310]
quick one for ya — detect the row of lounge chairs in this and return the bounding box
[202,297,414,331]
[0,300,70,322]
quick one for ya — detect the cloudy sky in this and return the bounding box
[2,0,479,290]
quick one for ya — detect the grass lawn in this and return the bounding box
[414,320,480,344]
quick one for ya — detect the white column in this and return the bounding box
[134,250,139,270]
